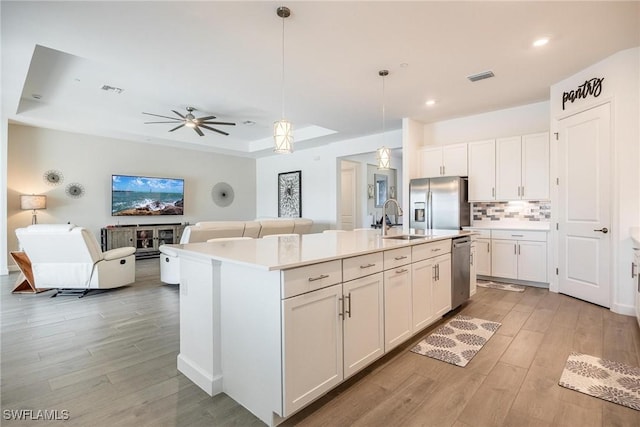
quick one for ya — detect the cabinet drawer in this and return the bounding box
[343,252,384,282]
[383,247,412,270]
[282,260,342,299]
[412,239,451,262]
[491,230,547,242]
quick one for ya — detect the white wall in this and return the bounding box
[6,124,256,268]
[255,130,403,231]
[422,101,550,146]
[549,47,640,315]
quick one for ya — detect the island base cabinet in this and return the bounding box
[282,284,343,417]
[432,254,452,317]
[343,273,384,379]
[384,267,413,352]
[411,259,435,331]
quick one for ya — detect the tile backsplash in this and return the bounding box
[472,201,550,222]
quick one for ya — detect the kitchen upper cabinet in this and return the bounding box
[496,133,549,201]
[342,273,384,379]
[468,139,496,201]
[420,143,468,178]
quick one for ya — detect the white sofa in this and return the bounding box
[159,218,314,284]
[15,224,136,296]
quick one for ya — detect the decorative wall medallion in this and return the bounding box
[65,183,85,198]
[43,169,64,186]
[211,182,235,207]
[278,170,301,218]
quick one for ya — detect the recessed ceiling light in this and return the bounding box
[533,37,549,47]
[425,99,436,106]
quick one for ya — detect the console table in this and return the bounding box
[101,224,186,259]
[9,251,49,293]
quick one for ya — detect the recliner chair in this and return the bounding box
[15,224,136,296]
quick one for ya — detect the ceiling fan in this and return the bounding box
[143,107,236,136]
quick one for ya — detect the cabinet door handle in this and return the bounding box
[394,255,408,260]
[492,187,495,198]
[442,165,445,175]
[470,253,474,266]
[345,293,352,318]
[360,263,376,269]
[432,265,437,281]
[395,268,408,274]
[431,248,441,252]
[308,274,329,282]
[487,243,490,253]
[514,244,517,255]
[517,186,521,197]
[511,234,524,237]
[632,262,637,279]
[521,186,524,197]
[338,296,344,318]
[518,244,521,255]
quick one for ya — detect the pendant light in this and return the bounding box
[377,69,391,170]
[274,6,293,153]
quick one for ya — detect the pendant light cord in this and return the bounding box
[281,6,286,119]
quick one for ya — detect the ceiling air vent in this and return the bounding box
[467,70,495,82]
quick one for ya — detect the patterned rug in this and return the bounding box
[559,352,640,411]
[410,315,501,367]
[477,280,525,292]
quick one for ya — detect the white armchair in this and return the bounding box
[15,224,136,296]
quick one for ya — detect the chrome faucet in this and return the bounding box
[381,198,404,236]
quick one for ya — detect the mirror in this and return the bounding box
[374,174,388,208]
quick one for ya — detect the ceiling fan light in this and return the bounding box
[185,121,196,128]
[377,146,391,170]
[273,119,293,153]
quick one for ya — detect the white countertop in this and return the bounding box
[169,228,471,271]
[465,221,550,231]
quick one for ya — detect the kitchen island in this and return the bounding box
[169,228,471,426]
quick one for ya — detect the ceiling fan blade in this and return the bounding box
[169,124,185,132]
[200,121,236,126]
[145,121,184,124]
[194,126,205,137]
[143,112,182,121]
[196,115,217,121]
[172,110,186,119]
[200,124,230,136]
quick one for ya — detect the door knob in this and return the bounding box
[593,227,609,234]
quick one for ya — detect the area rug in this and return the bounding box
[477,280,525,292]
[410,315,501,367]
[559,351,640,411]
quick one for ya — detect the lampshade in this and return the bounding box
[20,195,47,210]
[377,146,391,170]
[274,119,293,153]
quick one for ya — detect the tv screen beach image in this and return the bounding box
[112,175,184,216]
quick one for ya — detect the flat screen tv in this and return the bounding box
[112,175,184,216]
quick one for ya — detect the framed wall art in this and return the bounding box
[278,170,302,218]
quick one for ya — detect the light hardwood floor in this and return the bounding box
[2,260,639,426]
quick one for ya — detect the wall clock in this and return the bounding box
[211,182,235,207]
[278,170,301,218]
[43,169,64,186]
[65,183,85,198]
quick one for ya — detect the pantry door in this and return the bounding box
[557,103,611,307]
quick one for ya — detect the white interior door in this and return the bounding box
[340,162,358,230]
[558,103,611,307]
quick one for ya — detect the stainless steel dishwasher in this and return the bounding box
[451,236,471,309]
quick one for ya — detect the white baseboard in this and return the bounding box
[610,303,636,317]
[177,354,223,397]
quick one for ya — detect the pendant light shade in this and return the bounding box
[377,69,390,170]
[274,6,293,153]
[376,146,391,170]
[274,119,293,153]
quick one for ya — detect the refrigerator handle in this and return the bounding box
[427,190,432,229]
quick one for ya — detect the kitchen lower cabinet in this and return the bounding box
[411,259,436,331]
[491,230,548,283]
[282,284,343,415]
[516,240,547,282]
[475,238,492,276]
[432,253,452,317]
[491,239,519,280]
[384,266,413,352]
[342,273,384,378]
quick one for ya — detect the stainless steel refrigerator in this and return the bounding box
[409,177,470,230]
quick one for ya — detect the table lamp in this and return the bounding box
[20,194,46,224]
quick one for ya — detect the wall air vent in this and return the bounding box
[467,70,495,82]
[101,84,124,94]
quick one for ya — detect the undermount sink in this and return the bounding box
[383,234,427,240]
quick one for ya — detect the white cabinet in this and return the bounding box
[342,273,384,378]
[490,230,548,283]
[496,133,549,201]
[432,253,452,317]
[475,238,492,276]
[420,143,468,178]
[384,266,412,352]
[468,139,496,201]
[282,283,343,415]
